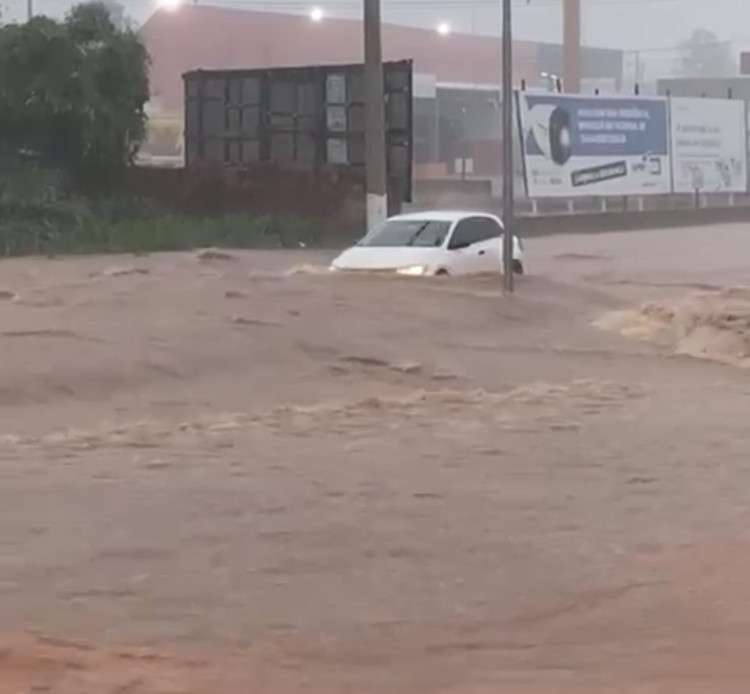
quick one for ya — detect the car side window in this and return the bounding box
[449,217,502,249]
[448,219,477,249]
[472,217,503,243]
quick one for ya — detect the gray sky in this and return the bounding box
[3,0,749,82]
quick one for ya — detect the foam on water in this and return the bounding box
[596,287,750,368]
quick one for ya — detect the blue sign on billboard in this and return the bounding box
[517,93,671,197]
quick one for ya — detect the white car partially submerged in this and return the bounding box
[331,211,524,277]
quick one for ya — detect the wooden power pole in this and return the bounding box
[562,0,581,92]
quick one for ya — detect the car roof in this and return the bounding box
[388,210,500,224]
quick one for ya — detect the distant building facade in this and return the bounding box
[140,6,623,179]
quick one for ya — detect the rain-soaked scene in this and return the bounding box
[3,0,750,692]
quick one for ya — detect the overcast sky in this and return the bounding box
[3,0,749,81]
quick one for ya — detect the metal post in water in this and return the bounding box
[501,0,514,293]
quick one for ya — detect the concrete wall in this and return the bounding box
[126,163,366,239]
[521,203,750,237]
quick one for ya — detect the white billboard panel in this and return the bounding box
[518,92,671,198]
[670,97,747,193]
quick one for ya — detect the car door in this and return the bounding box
[446,216,502,274]
[470,216,504,272]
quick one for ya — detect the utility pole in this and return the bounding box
[501,0,514,292]
[364,0,388,231]
[27,0,32,21]
[562,0,581,92]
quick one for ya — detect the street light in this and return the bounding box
[158,0,182,11]
[436,21,451,36]
[540,71,560,92]
[309,6,324,22]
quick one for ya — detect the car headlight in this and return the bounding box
[396,265,428,276]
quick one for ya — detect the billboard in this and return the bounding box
[518,93,671,197]
[184,61,413,203]
[670,97,747,193]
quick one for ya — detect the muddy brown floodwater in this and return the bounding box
[3,224,750,693]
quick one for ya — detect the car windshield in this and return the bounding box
[357,220,451,248]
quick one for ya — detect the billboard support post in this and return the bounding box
[501,0,514,293]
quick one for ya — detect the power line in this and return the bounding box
[167,0,744,7]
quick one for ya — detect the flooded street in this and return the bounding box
[2,223,750,692]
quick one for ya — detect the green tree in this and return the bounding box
[677,29,735,77]
[0,2,149,190]
[101,0,128,31]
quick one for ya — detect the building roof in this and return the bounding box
[140,6,542,113]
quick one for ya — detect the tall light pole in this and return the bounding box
[501,0,514,292]
[562,0,581,92]
[27,0,33,21]
[364,0,388,232]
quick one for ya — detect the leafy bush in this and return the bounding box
[0,3,149,190]
[0,161,327,257]
[0,192,325,257]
